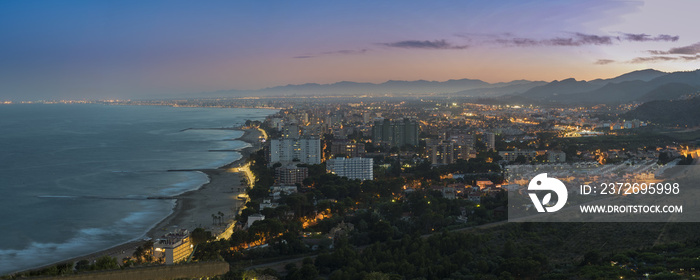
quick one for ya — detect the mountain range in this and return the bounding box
[195,68,700,105]
[198,78,541,98]
[512,69,700,105]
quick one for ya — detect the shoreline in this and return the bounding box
[14,127,264,275]
[145,127,262,240]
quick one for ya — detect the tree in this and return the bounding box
[143,240,154,262]
[364,272,402,280]
[286,260,320,280]
[94,256,119,270]
[218,211,226,225]
[75,259,91,271]
[502,240,515,258]
[191,227,213,245]
[649,272,683,280]
[581,250,602,266]
[133,245,146,264]
[54,262,73,275]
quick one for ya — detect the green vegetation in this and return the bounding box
[2,262,74,278]
[664,129,700,142]
[310,223,700,280]
[624,96,700,128]
[188,142,507,279]
[191,227,214,245]
[4,256,121,279]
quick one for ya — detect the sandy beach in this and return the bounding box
[146,127,263,240]
[23,127,264,271]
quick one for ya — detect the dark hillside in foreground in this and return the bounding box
[623,96,700,127]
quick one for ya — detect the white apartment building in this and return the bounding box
[269,137,321,166]
[326,157,373,181]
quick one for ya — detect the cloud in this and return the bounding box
[649,42,700,55]
[680,55,700,61]
[629,56,678,63]
[321,49,369,55]
[545,37,580,46]
[632,42,700,63]
[569,33,616,45]
[294,48,370,59]
[493,33,615,47]
[464,32,680,47]
[495,38,538,47]
[670,43,700,54]
[455,32,513,40]
[621,33,679,42]
[380,40,468,49]
[594,59,615,65]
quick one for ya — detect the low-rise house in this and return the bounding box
[270,185,298,200]
[247,214,266,228]
[260,199,279,210]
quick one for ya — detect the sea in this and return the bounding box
[0,104,277,274]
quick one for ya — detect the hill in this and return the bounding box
[199,78,503,98]
[510,69,700,105]
[639,83,699,102]
[517,78,599,100]
[623,96,700,127]
[590,68,667,84]
[188,68,698,102]
[445,80,547,97]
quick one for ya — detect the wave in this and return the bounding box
[0,106,278,275]
[0,227,116,275]
[36,195,149,200]
[110,170,169,173]
[36,195,79,199]
[157,171,210,197]
[0,204,173,275]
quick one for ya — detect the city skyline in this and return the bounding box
[1,0,700,101]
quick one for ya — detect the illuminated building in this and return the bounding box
[330,139,366,158]
[427,139,455,165]
[547,150,567,163]
[274,164,309,185]
[268,136,321,166]
[484,132,495,151]
[326,157,373,181]
[498,149,536,162]
[427,136,475,165]
[281,123,300,138]
[372,118,419,147]
[153,229,193,264]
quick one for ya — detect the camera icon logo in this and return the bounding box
[527,173,568,213]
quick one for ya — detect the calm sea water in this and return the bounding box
[0,104,276,274]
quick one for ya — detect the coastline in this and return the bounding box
[145,127,262,240]
[18,127,264,274]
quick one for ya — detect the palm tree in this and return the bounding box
[217,211,225,225]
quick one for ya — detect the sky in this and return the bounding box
[1,0,699,100]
